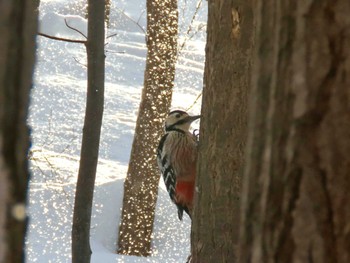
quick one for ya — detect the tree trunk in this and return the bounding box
[71,1,105,262]
[117,0,178,257]
[190,0,254,262]
[0,0,38,262]
[240,1,350,262]
[105,0,111,28]
[85,0,110,27]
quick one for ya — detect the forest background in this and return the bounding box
[27,0,205,262]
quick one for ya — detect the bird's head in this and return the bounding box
[165,110,201,132]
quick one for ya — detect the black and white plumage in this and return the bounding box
[157,110,201,220]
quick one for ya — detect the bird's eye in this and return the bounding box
[175,114,181,118]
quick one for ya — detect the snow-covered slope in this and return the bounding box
[27,0,206,262]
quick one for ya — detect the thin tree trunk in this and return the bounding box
[84,0,110,27]
[105,0,111,28]
[71,1,105,262]
[240,1,350,262]
[117,0,178,256]
[0,0,38,262]
[190,0,254,262]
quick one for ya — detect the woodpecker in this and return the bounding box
[157,110,201,220]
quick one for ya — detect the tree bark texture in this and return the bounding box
[71,1,105,263]
[117,0,178,257]
[84,0,111,27]
[191,0,253,262]
[0,0,37,262]
[240,1,350,262]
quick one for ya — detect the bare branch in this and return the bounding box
[186,92,202,111]
[38,32,86,44]
[115,7,146,34]
[73,57,87,67]
[106,32,118,39]
[106,50,126,54]
[179,0,203,53]
[64,18,88,39]
[137,9,146,25]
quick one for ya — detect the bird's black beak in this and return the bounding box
[187,115,201,123]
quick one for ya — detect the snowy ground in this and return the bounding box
[27,0,206,262]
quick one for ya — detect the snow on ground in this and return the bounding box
[27,0,206,262]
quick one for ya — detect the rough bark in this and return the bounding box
[0,0,37,262]
[105,0,111,28]
[71,1,105,262]
[85,0,110,27]
[117,0,178,257]
[191,0,254,262]
[240,1,350,262]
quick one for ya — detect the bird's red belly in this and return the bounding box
[175,181,195,205]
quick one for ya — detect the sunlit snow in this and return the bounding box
[27,0,206,262]
[40,12,88,40]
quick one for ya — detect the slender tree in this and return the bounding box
[117,0,178,256]
[190,0,254,262]
[84,0,111,27]
[240,1,350,262]
[0,0,38,262]
[71,1,105,262]
[105,0,111,27]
